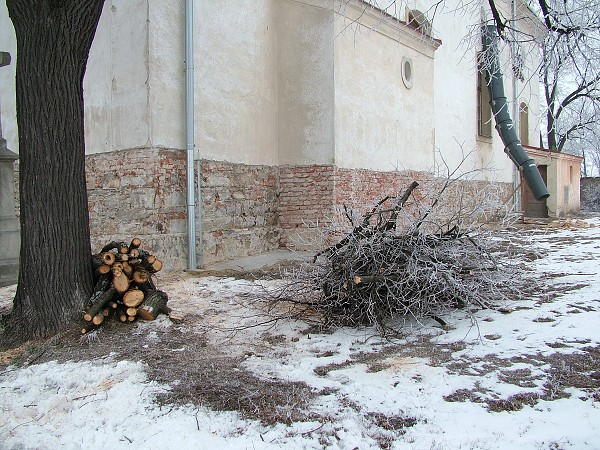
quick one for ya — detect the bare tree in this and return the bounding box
[483,0,600,162]
[2,0,104,344]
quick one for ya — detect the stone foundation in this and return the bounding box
[10,151,513,271]
[86,148,188,270]
[581,177,600,211]
[86,149,282,269]
[200,160,280,264]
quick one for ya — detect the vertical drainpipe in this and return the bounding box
[511,0,520,211]
[185,0,197,270]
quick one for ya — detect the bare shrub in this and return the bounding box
[265,166,531,336]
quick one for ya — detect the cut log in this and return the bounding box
[138,290,169,320]
[168,311,185,323]
[87,274,112,309]
[132,267,150,284]
[115,306,128,323]
[116,253,129,262]
[134,249,150,261]
[151,259,163,273]
[353,274,402,284]
[84,287,116,321]
[111,263,129,293]
[139,257,162,274]
[96,264,111,276]
[123,289,145,307]
[101,251,116,266]
[88,240,166,329]
[101,241,125,253]
[81,321,99,335]
[129,237,142,250]
[91,254,104,271]
[113,272,130,293]
[136,279,157,293]
[92,314,104,326]
[121,261,133,277]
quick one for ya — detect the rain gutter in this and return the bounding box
[185,0,199,269]
[482,24,549,201]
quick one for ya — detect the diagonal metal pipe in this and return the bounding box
[481,24,550,201]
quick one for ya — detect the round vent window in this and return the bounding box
[402,57,413,89]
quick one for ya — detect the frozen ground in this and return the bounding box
[1,218,599,449]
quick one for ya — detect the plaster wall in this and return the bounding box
[0,2,17,153]
[195,0,279,166]
[277,0,335,166]
[147,0,185,150]
[431,0,541,184]
[0,1,151,155]
[517,38,542,147]
[85,0,151,154]
[526,147,582,217]
[432,1,506,183]
[333,3,437,172]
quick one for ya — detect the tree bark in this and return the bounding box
[4,0,105,343]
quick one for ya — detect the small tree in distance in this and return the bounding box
[1,0,104,344]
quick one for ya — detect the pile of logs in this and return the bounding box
[83,238,171,334]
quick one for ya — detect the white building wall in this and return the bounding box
[333,3,438,172]
[277,0,335,166]
[195,0,279,166]
[84,0,151,154]
[432,1,508,183]
[147,0,185,151]
[0,2,17,153]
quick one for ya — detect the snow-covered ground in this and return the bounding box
[1,219,600,450]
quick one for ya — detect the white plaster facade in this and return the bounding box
[1,0,542,178]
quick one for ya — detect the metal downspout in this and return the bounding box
[185,0,197,270]
[511,0,521,210]
[482,24,549,201]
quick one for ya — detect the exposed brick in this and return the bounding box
[9,151,513,269]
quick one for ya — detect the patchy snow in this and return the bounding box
[1,219,600,449]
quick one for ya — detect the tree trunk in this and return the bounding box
[4,0,105,343]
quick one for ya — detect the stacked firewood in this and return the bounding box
[83,238,171,334]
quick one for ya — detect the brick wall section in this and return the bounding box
[86,150,282,268]
[333,167,433,213]
[278,165,336,228]
[279,165,513,248]
[10,152,513,269]
[86,148,188,269]
[200,159,280,263]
